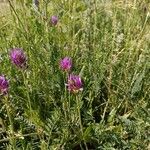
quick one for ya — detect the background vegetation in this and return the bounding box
[0,0,150,149]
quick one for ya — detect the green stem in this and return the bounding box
[4,96,16,149]
[22,71,32,113]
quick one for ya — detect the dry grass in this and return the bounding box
[0,2,10,15]
[0,2,11,28]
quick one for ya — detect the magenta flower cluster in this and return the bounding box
[60,57,83,93]
[10,48,27,68]
[60,57,72,72]
[0,48,27,95]
[0,76,9,95]
[51,16,58,26]
[67,74,83,93]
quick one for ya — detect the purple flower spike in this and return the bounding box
[51,16,58,25]
[0,76,9,95]
[67,74,83,93]
[10,48,27,68]
[60,57,72,72]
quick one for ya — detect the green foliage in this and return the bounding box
[0,0,149,149]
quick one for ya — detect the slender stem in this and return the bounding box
[101,98,110,123]
[63,72,67,120]
[22,71,32,113]
[4,96,16,149]
[76,95,88,150]
[76,96,83,134]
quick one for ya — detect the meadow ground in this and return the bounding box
[0,0,150,149]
